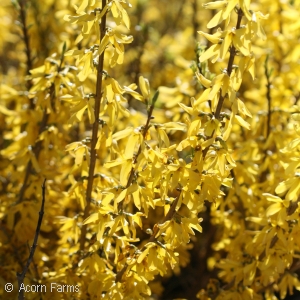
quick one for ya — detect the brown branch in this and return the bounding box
[118,91,159,212]
[80,0,107,251]
[17,45,66,204]
[130,93,157,175]
[17,85,55,204]
[202,9,244,159]
[161,1,184,37]
[16,179,46,300]
[29,1,50,59]
[192,0,199,40]
[26,241,40,280]
[116,9,244,285]
[126,2,149,107]
[17,0,33,93]
[264,55,272,139]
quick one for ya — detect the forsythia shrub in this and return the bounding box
[1,0,300,299]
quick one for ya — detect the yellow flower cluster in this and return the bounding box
[2,0,300,299]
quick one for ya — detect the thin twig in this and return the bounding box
[126,2,149,107]
[16,179,46,300]
[160,1,184,37]
[192,0,198,40]
[17,46,66,204]
[118,91,159,212]
[26,241,40,280]
[115,92,161,282]
[17,0,33,94]
[80,0,107,251]
[117,8,244,285]
[30,1,50,59]
[264,55,272,139]
[202,9,244,159]
[17,86,54,204]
